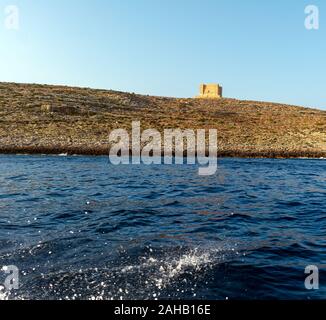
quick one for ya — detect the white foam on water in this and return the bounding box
[0,286,9,300]
[149,248,214,290]
[77,248,218,300]
[4,244,241,300]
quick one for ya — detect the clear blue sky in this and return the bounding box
[1,0,325,109]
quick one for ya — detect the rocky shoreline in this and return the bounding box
[1,146,326,159]
[1,82,326,159]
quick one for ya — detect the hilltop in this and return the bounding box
[0,82,326,158]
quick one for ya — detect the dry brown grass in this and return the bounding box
[1,82,326,158]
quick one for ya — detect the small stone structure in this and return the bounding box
[196,84,222,99]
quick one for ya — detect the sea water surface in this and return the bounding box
[0,155,325,300]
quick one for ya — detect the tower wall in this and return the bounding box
[196,84,222,99]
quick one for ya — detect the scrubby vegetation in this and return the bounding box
[0,82,326,158]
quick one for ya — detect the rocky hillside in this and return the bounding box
[0,82,326,157]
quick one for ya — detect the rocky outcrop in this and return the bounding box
[0,82,326,157]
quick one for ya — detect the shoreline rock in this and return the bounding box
[1,82,326,159]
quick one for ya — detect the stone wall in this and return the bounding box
[196,84,222,99]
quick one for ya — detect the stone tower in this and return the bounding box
[196,84,223,99]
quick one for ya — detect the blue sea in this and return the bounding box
[0,155,325,300]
